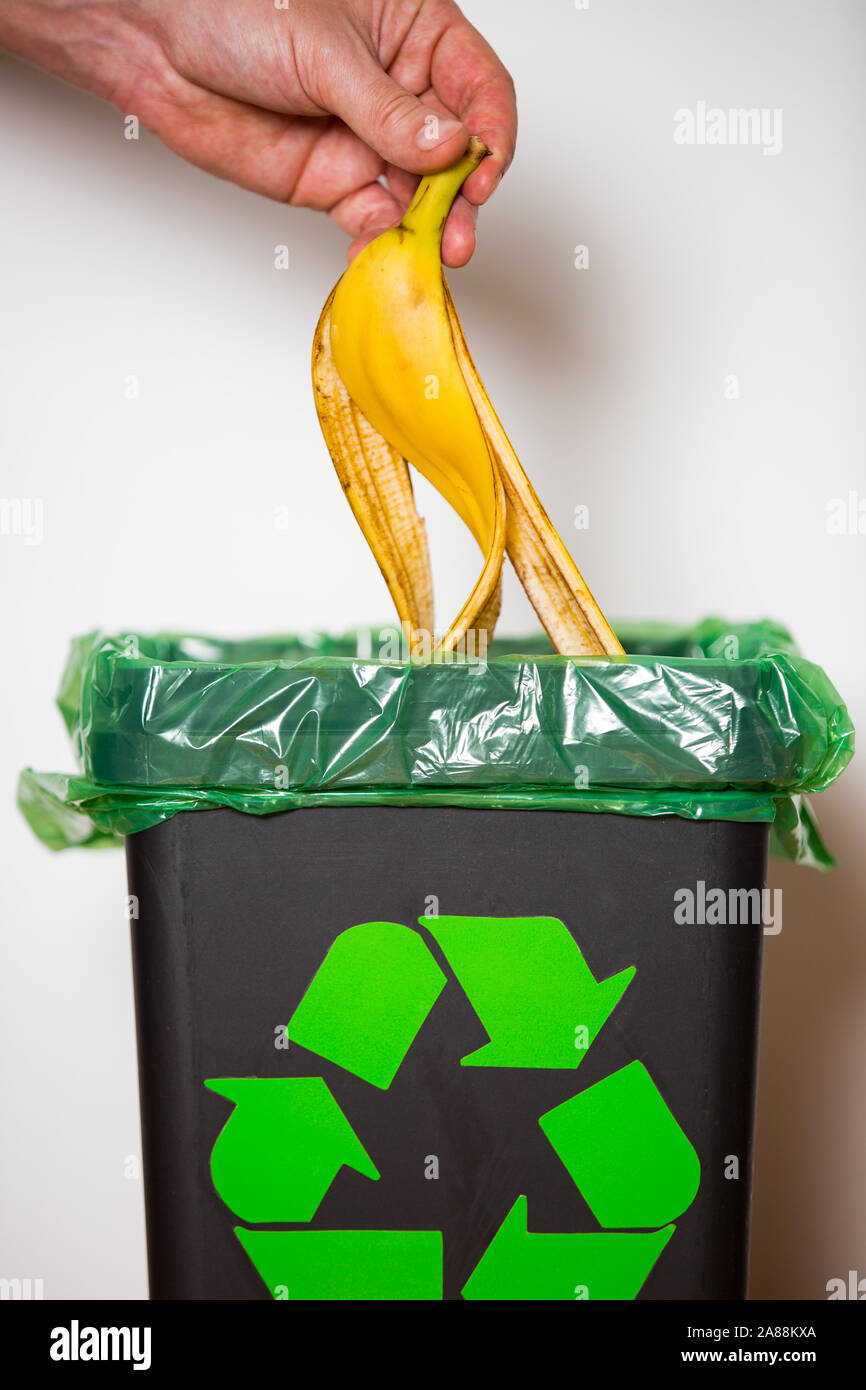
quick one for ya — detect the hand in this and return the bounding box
[0,0,517,265]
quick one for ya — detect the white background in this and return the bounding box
[1,0,864,1298]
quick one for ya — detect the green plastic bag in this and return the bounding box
[18,617,854,867]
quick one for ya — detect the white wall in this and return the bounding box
[1,0,863,1299]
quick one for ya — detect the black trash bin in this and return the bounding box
[127,805,768,1301]
[19,619,853,1300]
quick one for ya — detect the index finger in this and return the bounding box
[428,3,517,205]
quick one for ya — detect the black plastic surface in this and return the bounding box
[126,806,767,1301]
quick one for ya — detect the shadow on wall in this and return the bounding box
[1,50,584,398]
[750,778,866,1300]
[0,53,340,281]
[449,226,585,386]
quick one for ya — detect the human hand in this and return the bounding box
[1,0,517,265]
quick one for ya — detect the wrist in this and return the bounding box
[0,1,161,113]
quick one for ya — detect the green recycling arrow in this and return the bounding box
[205,1077,378,1223]
[235,1227,442,1301]
[421,915,634,1068]
[209,915,701,1301]
[461,1197,675,1300]
[287,921,446,1089]
[539,1060,701,1229]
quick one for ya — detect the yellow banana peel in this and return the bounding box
[312,137,623,658]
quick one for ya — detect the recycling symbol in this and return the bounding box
[206,916,700,1300]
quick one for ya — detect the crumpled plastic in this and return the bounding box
[18,617,854,867]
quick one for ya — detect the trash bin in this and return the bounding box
[19,619,854,1301]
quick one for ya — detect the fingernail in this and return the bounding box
[415,115,465,150]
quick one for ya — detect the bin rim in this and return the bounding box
[19,616,854,868]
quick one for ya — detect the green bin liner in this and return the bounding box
[18,616,854,868]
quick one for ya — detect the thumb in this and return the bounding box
[323,47,469,172]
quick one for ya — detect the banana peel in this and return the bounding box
[312,137,623,658]
[312,290,436,643]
